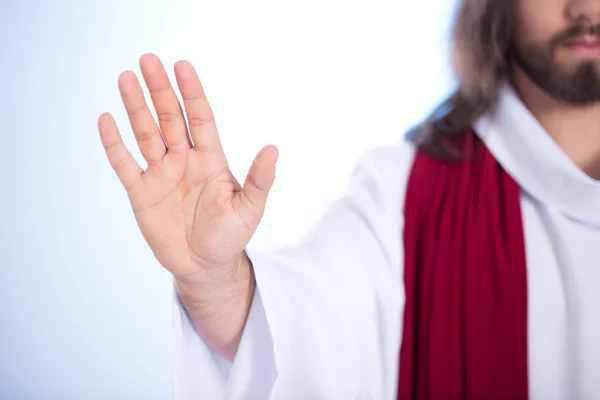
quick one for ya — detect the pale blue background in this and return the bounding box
[1,0,455,398]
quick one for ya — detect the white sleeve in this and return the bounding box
[172,141,415,400]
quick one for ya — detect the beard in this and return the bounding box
[513,23,600,106]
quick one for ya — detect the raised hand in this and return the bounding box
[98,53,279,283]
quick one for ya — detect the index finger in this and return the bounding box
[174,60,225,156]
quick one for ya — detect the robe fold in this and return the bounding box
[172,82,600,399]
[399,132,528,400]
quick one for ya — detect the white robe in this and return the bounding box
[171,82,600,400]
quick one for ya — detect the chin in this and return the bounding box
[553,58,595,75]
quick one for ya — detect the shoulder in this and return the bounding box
[356,136,416,172]
[349,137,417,205]
[340,137,416,279]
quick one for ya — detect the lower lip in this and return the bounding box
[563,42,600,57]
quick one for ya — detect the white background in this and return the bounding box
[0,0,455,397]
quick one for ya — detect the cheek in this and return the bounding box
[514,0,566,46]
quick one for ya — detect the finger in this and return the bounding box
[177,100,194,149]
[239,145,279,217]
[118,71,167,166]
[98,112,144,191]
[174,60,225,156]
[139,53,191,153]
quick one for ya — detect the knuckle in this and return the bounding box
[156,111,181,123]
[127,104,146,118]
[187,114,215,128]
[111,156,128,172]
[103,139,120,152]
[136,129,156,143]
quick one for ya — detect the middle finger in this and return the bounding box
[139,53,191,154]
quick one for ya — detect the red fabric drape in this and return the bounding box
[398,132,528,399]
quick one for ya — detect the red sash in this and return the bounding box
[398,131,529,399]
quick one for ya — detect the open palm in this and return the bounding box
[98,54,278,281]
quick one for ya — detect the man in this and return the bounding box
[98,0,600,398]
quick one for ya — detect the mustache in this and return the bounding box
[551,24,600,47]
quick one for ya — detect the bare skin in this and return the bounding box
[97,53,279,360]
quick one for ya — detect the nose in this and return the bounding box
[567,0,600,23]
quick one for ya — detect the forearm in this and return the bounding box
[174,252,255,360]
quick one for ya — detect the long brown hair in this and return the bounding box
[408,0,516,160]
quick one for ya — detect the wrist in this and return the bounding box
[175,251,250,285]
[174,252,256,342]
[174,251,253,301]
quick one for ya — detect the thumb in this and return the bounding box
[239,144,279,217]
